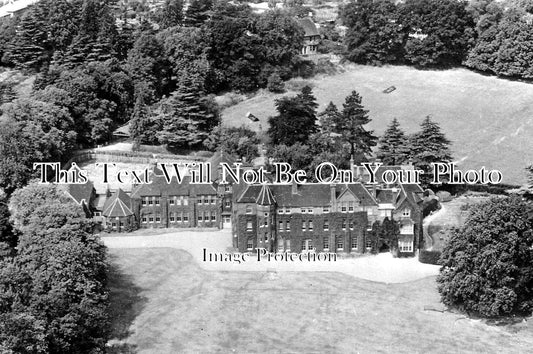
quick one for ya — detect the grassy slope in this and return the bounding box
[108,248,533,354]
[222,65,533,186]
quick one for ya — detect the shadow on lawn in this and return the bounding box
[106,256,148,354]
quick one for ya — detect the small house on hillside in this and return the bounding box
[298,17,320,55]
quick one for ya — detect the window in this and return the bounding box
[285,208,291,214]
[205,211,210,222]
[342,220,346,230]
[323,237,329,251]
[198,214,203,222]
[279,221,284,231]
[142,216,147,223]
[366,238,372,249]
[349,222,354,230]
[155,213,161,222]
[286,239,291,252]
[278,209,284,214]
[323,207,330,213]
[155,197,160,206]
[204,196,209,204]
[351,237,358,250]
[142,198,147,206]
[183,197,188,206]
[348,201,354,212]
[402,208,411,217]
[400,223,414,235]
[225,200,231,208]
[308,220,313,231]
[341,203,347,212]
[197,196,203,205]
[177,196,182,206]
[170,213,175,222]
[225,185,231,193]
[323,220,329,231]
[120,222,124,227]
[211,196,216,205]
[263,219,268,228]
[399,240,413,252]
[247,239,253,250]
[336,237,344,251]
[367,220,373,230]
[308,208,313,214]
[286,221,290,231]
[148,198,153,206]
[94,211,101,216]
[264,235,269,243]
[246,221,253,231]
[177,212,182,222]
[278,239,284,252]
[301,208,306,214]
[112,222,117,228]
[211,214,216,222]
[169,198,175,205]
[302,220,306,231]
[149,216,154,223]
[183,213,189,222]
[246,205,253,214]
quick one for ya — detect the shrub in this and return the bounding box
[419,250,441,265]
[267,73,285,93]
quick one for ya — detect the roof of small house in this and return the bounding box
[64,181,94,206]
[298,17,319,37]
[103,189,134,218]
[113,122,130,137]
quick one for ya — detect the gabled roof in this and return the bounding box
[64,181,94,206]
[236,185,262,204]
[256,184,276,205]
[103,189,134,218]
[345,183,378,206]
[298,17,319,37]
[113,122,130,137]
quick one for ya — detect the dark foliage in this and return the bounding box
[437,197,533,317]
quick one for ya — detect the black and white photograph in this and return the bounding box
[0,0,532,353]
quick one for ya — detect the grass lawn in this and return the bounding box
[107,248,533,353]
[222,64,533,186]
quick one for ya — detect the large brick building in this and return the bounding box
[232,167,424,257]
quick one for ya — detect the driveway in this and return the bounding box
[102,229,439,283]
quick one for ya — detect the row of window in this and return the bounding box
[141,195,218,207]
[142,212,217,224]
[398,240,413,252]
[274,220,364,232]
[247,237,373,252]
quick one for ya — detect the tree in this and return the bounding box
[0,99,77,193]
[333,90,377,162]
[267,86,318,146]
[156,75,220,148]
[204,125,260,162]
[156,0,184,29]
[184,0,214,26]
[377,118,409,165]
[0,189,14,254]
[437,197,533,317]
[341,0,405,65]
[399,0,476,67]
[409,116,452,181]
[3,183,109,353]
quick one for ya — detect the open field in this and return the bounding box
[108,248,533,354]
[222,65,533,186]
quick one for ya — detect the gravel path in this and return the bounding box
[102,229,439,283]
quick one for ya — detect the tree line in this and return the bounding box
[341,0,533,78]
[264,85,452,183]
